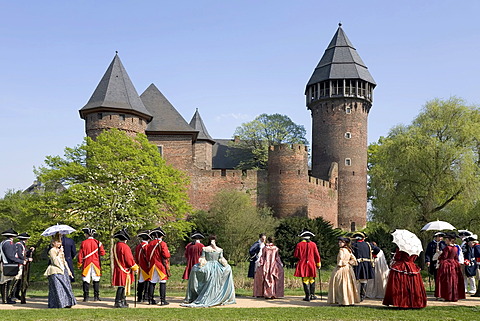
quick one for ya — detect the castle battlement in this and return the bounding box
[199,168,258,178]
[307,175,334,189]
[269,144,308,152]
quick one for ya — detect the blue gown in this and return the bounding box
[182,247,236,307]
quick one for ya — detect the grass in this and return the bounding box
[1,306,479,321]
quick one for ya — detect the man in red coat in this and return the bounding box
[294,229,321,301]
[146,227,170,305]
[134,231,150,303]
[77,228,106,302]
[112,229,138,308]
[182,231,205,280]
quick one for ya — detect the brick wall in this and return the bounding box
[306,175,338,227]
[147,134,194,171]
[85,112,148,138]
[192,141,213,170]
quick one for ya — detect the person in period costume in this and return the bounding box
[181,235,236,307]
[351,232,380,301]
[77,227,106,302]
[62,235,76,282]
[11,233,34,304]
[366,242,389,299]
[327,237,360,306]
[382,248,427,308]
[112,229,139,308]
[425,232,446,284]
[134,230,151,303]
[44,234,76,308]
[294,229,321,302]
[253,236,284,299]
[146,227,171,305]
[463,236,478,294]
[182,231,205,280]
[0,229,24,304]
[434,232,465,301]
[471,238,480,297]
[248,233,266,278]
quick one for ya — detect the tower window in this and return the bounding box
[345,158,352,166]
[157,145,163,157]
[97,113,103,120]
[345,106,352,114]
[351,222,356,232]
[119,114,126,121]
[345,132,351,139]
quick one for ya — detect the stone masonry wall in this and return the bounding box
[85,112,148,138]
[306,176,338,227]
[147,135,194,171]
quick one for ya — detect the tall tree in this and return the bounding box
[35,129,191,273]
[231,113,308,169]
[368,97,480,232]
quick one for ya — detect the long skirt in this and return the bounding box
[327,265,360,305]
[48,269,77,308]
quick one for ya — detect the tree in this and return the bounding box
[35,129,192,274]
[368,97,480,233]
[189,190,277,264]
[231,114,308,169]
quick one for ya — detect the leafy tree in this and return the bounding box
[231,114,308,169]
[274,217,342,268]
[189,190,277,264]
[35,129,192,273]
[368,97,480,233]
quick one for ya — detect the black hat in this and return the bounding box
[465,236,477,243]
[190,231,205,240]
[298,229,315,238]
[150,227,166,238]
[444,232,458,240]
[82,227,96,236]
[113,228,130,241]
[338,236,351,243]
[458,230,472,237]
[17,233,31,240]
[137,230,151,240]
[434,232,446,237]
[2,228,18,237]
[353,232,366,240]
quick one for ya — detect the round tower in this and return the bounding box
[267,144,309,218]
[306,24,376,231]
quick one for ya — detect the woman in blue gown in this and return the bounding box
[181,235,236,307]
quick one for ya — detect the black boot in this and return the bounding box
[82,281,90,302]
[143,281,150,302]
[137,282,145,303]
[14,280,21,300]
[302,283,311,301]
[0,284,6,304]
[122,286,129,308]
[114,287,123,308]
[160,282,169,305]
[148,283,157,305]
[5,281,16,304]
[310,282,317,300]
[93,281,101,301]
[359,283,366,302]
[472,281,480,297]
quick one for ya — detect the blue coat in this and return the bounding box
[62,236,77,280]
[248,241,262,278]
[352,241,380,280]
[1,239,24,264]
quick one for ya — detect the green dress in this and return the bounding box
[181,246,236,307]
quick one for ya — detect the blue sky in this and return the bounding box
[1,1,480,195]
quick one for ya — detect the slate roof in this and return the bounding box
[140,84,198,136]
[306,24,375,87]
[212,139,248,169]
[189,109,215,143]
[80,54,152,120]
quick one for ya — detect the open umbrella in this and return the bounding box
[41,224,76,236]
[420,220,456,231]
[392,229,423,256]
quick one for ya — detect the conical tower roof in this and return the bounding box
[306,24,375,87]
[80,54,152,120]
[189,109,214,143]
[140,84,198,136]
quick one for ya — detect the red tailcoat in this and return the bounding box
[182,241,204,279]
[135,241,150,281]
[77,237,106,277]
[146,239,171,281]
[112,241,138,289]
[294,240,321,278]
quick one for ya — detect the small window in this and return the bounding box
[120,114,125,121]
[157,145,163,157]
[345,106,352,114]
[97,113,103,120]
[345,132,351,139]
[221,169,227,177]
[345,158,351,166]
[351,222,356,232]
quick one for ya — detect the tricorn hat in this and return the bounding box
[352,232,366,240]
[113,228,130,241]
[444,232,458,240]
[298,229,315,238]
[434,232,446,237]
[465,236,477,243]
[1,228,18,237]
[458,230,472,237]
[338,236,351,243]
[82,227,96,236]
[190,231,205,240]
[150,227,166,238]
[17,233,31,240]
[137,230,151,240]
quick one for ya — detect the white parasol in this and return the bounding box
[420,220,456,231]
[392,229,423,256]
[41,224,76,236]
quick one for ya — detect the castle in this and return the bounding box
[78,24,375,231]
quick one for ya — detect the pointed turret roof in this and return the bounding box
[306,24,375,87]
[140,84,198,137]
[189,109,215,143]
[79,54,152,120]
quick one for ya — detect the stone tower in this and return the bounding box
[189,109,215,170]
[305,24,376,231]
[79,54,152,138]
